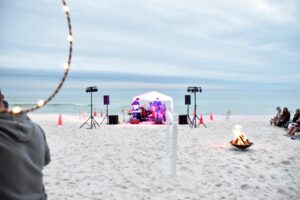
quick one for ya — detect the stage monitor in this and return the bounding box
[179,115,188,124]
[109,115,118,124]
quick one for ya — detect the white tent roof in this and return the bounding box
[132,91,174,112]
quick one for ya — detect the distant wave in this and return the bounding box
[10,103,90,106]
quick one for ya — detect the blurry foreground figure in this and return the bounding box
[0,91,50,200]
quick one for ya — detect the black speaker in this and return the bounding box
[109,115,118,124]
[185,95,191,105]
[104,95,110,105]
[179,115,188,124]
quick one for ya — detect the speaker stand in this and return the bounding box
[189,114,207,128]
[186,104,192,124]
[80,115,100,129]
[100,104,109,125]
[80,92,100,129]
[188,91,207,128]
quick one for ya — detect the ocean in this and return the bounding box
[1,68,299,116]
[3,88,300,116]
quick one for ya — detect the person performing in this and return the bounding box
[152,97,162,119]
[131,98,140,119]
[147,102,154,121]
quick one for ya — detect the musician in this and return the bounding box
[161,103,166,122]
[152,97,162,119]
[147,102,154,120]
[131,98,140,119]
[140,106,147,121]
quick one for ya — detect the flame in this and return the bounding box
[232,125,250,145]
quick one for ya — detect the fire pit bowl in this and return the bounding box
[230,140,253,149]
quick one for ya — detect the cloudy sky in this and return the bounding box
[0,0,299,90]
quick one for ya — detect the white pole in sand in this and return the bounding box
[171,113,178,178]
[166,112,172,155]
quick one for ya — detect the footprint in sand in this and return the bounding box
[270,175,278,180]
[259,174,266,182]
[244,165,250,169]
[281,160,291,165]
[215,183,222,187]
[180,166,192,173]
[223,181,232,187]
[277,188,287,195]
[240,184,250,190]
[155,186,163,193]
[287,157,295,161]
[116,184,127,190]
[250,157,256,161]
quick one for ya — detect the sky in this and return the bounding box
[0,0,300,90]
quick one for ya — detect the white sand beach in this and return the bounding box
[29,114,300,200]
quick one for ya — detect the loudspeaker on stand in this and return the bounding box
[185,95,191,105]
[104,95,110,105]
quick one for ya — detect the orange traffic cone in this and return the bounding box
[93,109,97,116]
[199,114,204,124]
[209,112,213,120]
[58,114,63,126]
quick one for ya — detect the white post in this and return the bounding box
[171,113,178,178]
[166,112,171,155]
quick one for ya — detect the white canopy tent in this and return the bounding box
[132,91,174,112]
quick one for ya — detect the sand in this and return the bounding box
[29,114,300,200]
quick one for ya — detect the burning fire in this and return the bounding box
[232,125,251,145]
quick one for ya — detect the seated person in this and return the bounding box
[275,107,290,127]
[287,127,300,139]
[286,114,300,137]
[140,106,147,121]
[270,106,281,125]
[292,109,300,122]
[285,109,300,129]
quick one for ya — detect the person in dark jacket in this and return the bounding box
[275,107,290,127]
[285,109,300,129]
[0,92,50,200]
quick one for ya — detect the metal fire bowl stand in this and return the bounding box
[230,140,254,150]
